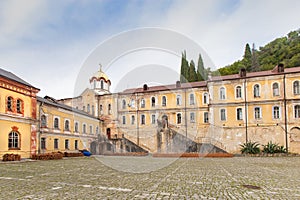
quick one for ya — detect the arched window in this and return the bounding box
[253,84,260,97]
[272,83,279,96]
[41,115,47,127]
[189,94,195,105]
[176,95,182,106]
[151,97,155,107]
[8,131,19,149]
[162,96,167,107]
[140,98,145,108]
[177,113,182,124]
[122,99,126,109]
[293,81,300,95]
[219,87,226,100]
[100,80,104,89]
[64,120,70,131]
[87,104,90,113]
[83,124,86,133]
[236,86,242,98]
[16,99,23,113]
[54,118,59,129]
[75,122,79,132]
[7,96,13,111]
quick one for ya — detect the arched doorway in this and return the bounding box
[107,128,111,140]
[290,127,300,153]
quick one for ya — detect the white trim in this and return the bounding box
[235,85,243,99]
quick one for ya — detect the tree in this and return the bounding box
[251,43,259,72]
[189,60,197,82]
[180,51,189,83]
[243,43,252,71]
[196,53,206,81]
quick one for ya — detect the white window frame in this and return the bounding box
[219,87,226,100]
[272,106,281,119]
[220,108,226,121]
[235,85,242,99]
[272,82,280,97]
[254,107,262,119]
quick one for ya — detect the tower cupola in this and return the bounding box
[89,64,111,94]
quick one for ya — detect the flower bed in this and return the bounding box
[2,153,21,161]
[63,152,84,157]
[103,152,149,156]
[152,152,233,158]
[31,152,63,160]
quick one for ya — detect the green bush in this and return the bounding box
[240,141,260,154]
[262,141,287,154]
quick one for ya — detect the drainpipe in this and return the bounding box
[283,74,288,152]
[38,101,43,154]
[184,89,187,151]
[244,78,248,143]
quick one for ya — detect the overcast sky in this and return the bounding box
[0,0,299,99]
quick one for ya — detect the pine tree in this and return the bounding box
[196,53,206,81]
[180,51,189,83]
[243,43,252,71]
[189,60,197,82]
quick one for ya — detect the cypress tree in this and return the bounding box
[243,43,252,71]
[196,53,206,81]
[189,60,197,82]
[180,50,189,83]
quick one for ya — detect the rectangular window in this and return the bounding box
[273,106,280,119]
[254,107,261,119]
[220,109,226,121]
[204,112,209,123]
[151,114,156,124]
[54,139,59,149]
[41,138,46,149]
[294,105,300,118]
[189,94,195,105]
[75,140,78,150]
[190,112,195,123]
[65,139,69,150]
[90,125,93,134]
[237,108,243,120]
[141,115,145,125]
[122,116,126,124]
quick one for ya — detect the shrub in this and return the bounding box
[262,141,287,154]
[240,141,260,154]
[2,154,21,161]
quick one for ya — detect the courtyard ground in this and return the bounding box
[0,156,300,199]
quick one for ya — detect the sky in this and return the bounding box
[0,0,299,99]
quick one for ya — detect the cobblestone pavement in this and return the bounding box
[0,156,300,199]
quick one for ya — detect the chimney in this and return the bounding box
[239,68,247,77]
[272,63,284,73]
[143,84,148,91]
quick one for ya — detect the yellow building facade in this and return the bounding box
[0,68,40,158]
[60,64,300,154]
[37,96,100,153]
